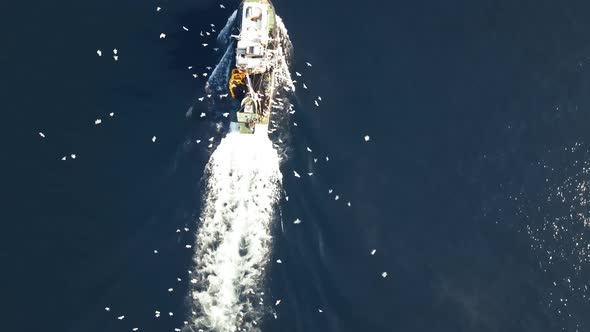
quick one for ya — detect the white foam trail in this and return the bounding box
[189,126,281,331]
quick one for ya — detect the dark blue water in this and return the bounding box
[4,0,590,331]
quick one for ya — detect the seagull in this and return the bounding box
[38,132,45,138]
[306,62,312,67]
[295,72,302,76]
[96,49,102,56]
[183,26,189,31]
[293,171,301,178]
[160,33,166,39]
[293,218,301,224]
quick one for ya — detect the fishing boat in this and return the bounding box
[228,0,279,134]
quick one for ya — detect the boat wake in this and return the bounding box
[185,12,294,332]
[188,127,282,332]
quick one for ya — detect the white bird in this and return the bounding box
[306,147,312,152]
[196,140,201,143]
[303,83,308,89]
[308,172,313,176]
[113,48,118,55]
[371,249,376,255]
[117,316,125,320]
[152,136,157,142]
[70,154,77,159]
[113,55,118,61]
[347,202,351,207]
[364,135,370,141]
[335,195,340,200]
[306,62,312,67]
[200,112,206,118]
[295,71,302,76]
[318,96,322,101]
[168,288,174,292]
[61,156,66,161]
[109,112,114,117]
[39,132,45,138]
[276,259,282,264]
[192,74,198,78]
[382,272,388,278]
[198,97,205,101]
[182,26,189,31]
[293,171,301,178]
[104,307,110,311]
[275,299,281,306]
[95,119,102,125]
[153,250,158,254]
[314,100,319,107]
[160,33,166,39]
[156,6,161,11]
[96,49,102,56]
[222,112,229,117]
[220,4,225,8]
[293,218,301,224]
[202,43,208,47]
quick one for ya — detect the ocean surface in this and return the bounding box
[4,0,590,331]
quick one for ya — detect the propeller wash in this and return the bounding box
[187,1,294,331]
